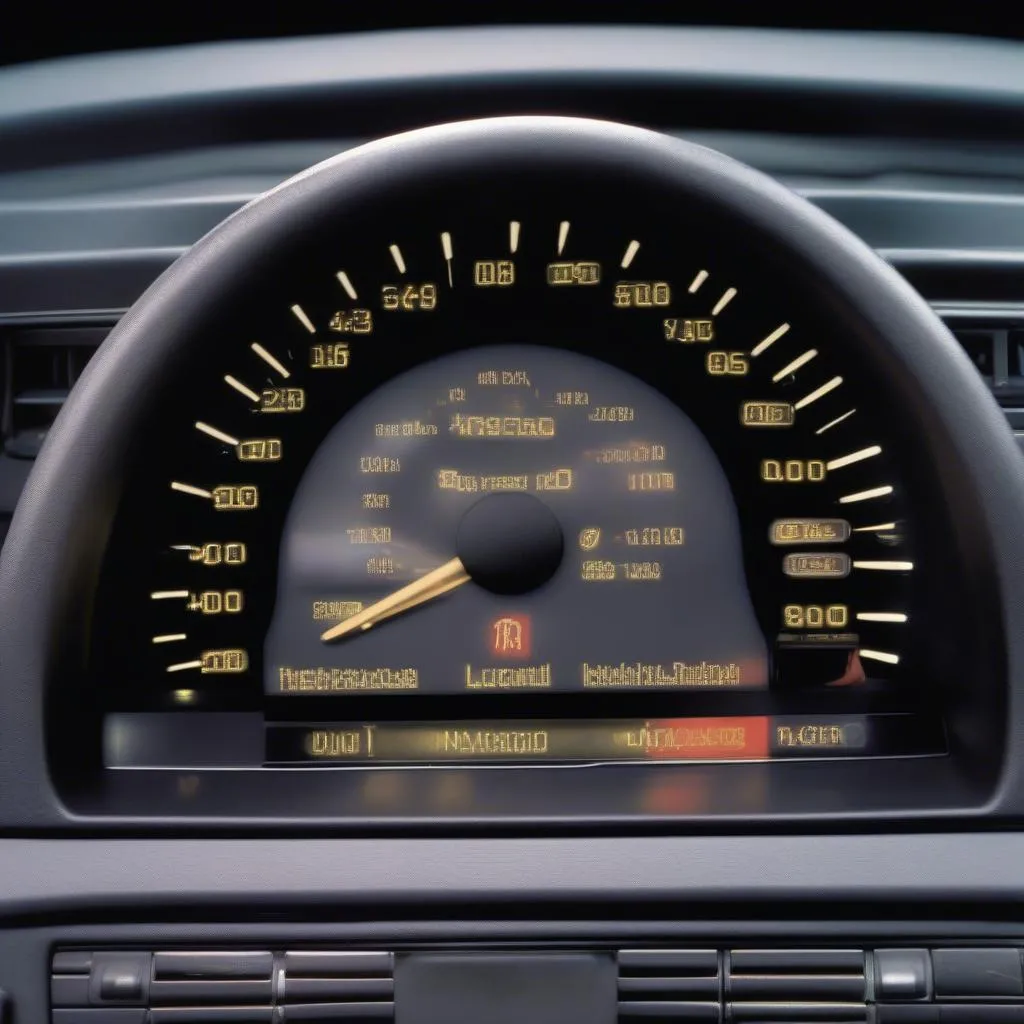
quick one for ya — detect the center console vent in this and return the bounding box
[49,946,1024,1024]
[727,949,867,1022]
[280,951,395,1019]
[51,949,396,1024]
[610,945,1024,1024]
[617,949,721,1022]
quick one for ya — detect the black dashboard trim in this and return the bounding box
[6,27,1024,131]
[2,835,1024,915]
[8,29,1024,173]
[0,251,180,318]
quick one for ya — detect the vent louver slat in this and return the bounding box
[618,949,721,1022]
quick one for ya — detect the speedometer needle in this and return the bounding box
[320,557,471,642]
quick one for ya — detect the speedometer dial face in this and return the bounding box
[268,344,768,695]
[93,178,939,769]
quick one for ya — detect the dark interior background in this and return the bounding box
[5,5,1024,68]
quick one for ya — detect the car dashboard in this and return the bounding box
[2,22,1024,1024]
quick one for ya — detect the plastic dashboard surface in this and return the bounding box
[0,26,1021,849]
[10,28,1024,317]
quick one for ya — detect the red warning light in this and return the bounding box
[490,615,531,658]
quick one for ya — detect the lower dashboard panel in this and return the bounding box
[43,940,1024,1024]
[6,840,1024,1024]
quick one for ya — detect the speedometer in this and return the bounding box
[85,120,944,772]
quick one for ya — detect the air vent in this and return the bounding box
[281,951,395,1019]
[949,326,998,382]
[52,949,395,1024]
[617,949,721,1022]
[932,305,1024,450]
[3,325,106,458]
[150,951,274,1011]
[727,948,867,1023]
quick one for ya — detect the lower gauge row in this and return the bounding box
[103,712,944,767]
[265,713,942,764]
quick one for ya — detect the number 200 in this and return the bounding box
[784,604,849,629]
